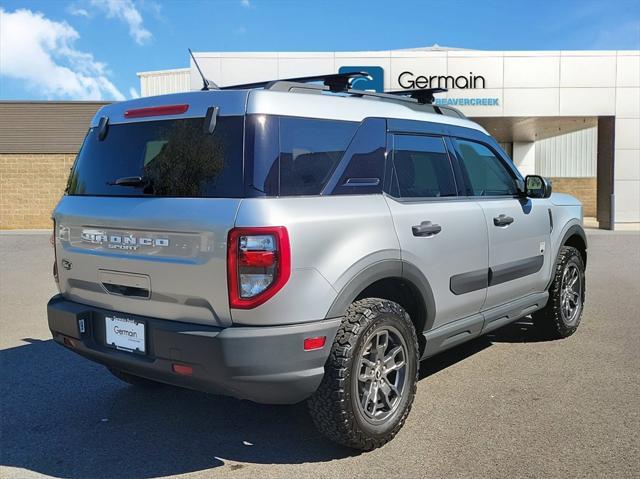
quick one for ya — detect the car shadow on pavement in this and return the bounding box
[485,317,556,344]
[0,338,355,479]
[1,321,552,478]
[418,317,552,380]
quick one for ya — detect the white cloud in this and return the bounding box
[68,5,91,17]
[90,0,151,45]
[240,0,251,8]
[0,8,125,101]
[128,86,140,98]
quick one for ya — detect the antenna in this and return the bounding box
[188,48,219,91]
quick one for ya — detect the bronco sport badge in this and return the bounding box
[81,229,169,251]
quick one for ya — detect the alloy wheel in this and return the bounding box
[560,263,582,325]
[355,325,408,424]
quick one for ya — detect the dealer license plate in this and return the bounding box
[105,316,146,353]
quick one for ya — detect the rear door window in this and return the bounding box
[330,118,387,196]
[390,135,457,198]
[67,116,244,197]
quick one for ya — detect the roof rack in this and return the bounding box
[221,72,465,119]
[220,71,370,93]
[387,88,448,104]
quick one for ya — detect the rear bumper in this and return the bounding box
[47,295,340,404]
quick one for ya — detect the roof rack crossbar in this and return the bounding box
[219,72,464,119]
[387,88,448,104]
[220,71,370,93]
[263,81,464,118]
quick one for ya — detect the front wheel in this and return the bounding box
[533,246,585,339]
[308,298,419,450]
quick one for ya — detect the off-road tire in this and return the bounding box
[108,368,164,388]
[308,298,419,450]
[533,246,585,339]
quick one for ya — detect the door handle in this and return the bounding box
[493,214,514,227]
[412,221,442,237]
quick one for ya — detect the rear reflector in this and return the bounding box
[239,250,276,268]
[303,336,326,351]
[172,363,193,376]
[124,104,189,119]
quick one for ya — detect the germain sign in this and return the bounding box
[339,66,384,92]
[397,70,499,107]
[398,71,486,89]
[433,97,499,107]
[338,67,499,106]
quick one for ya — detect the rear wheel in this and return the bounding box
[533,246,585,339]
[108,368,164,388]
[308,298,419,450]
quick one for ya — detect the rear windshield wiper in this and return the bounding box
[107,176,148,187]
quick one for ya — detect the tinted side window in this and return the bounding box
[246,115,359,196]
[279,117,358,196]
[453,139,517,196]
[391,135,457,198]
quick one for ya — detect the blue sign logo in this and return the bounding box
[338,66,384,92]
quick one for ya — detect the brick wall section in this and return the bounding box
[0,154,75,229]
[549,177,597,217]
[0,156,598,229]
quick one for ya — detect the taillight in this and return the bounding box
[227,227,290,309]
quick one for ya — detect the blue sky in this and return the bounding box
[1,0,639,101]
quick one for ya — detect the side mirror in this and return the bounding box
[525,175,552,198]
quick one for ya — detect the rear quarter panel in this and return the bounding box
[231,195,400,325]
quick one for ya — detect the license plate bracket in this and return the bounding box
[105,315,146,354]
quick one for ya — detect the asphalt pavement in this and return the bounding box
[1,230,639,478]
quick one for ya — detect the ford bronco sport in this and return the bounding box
[47,72,586,450]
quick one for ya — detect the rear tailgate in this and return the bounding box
[54,196,240,327]
[53,92,248,327]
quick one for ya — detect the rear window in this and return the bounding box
[246,115,359,196]
[67,116,244,197]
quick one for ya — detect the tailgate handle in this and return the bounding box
[99,270,151,299]
[103,283,149,299]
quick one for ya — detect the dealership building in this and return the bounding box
[138,46,640,230]
[0,46,638,230]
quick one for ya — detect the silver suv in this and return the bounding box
[47,72,587,450]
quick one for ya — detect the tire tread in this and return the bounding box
[533,246,585,339]
[308,298,418,450]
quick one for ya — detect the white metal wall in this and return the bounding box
[535,127,597,177]
[498,142,513,158]
[138,68,191,97]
